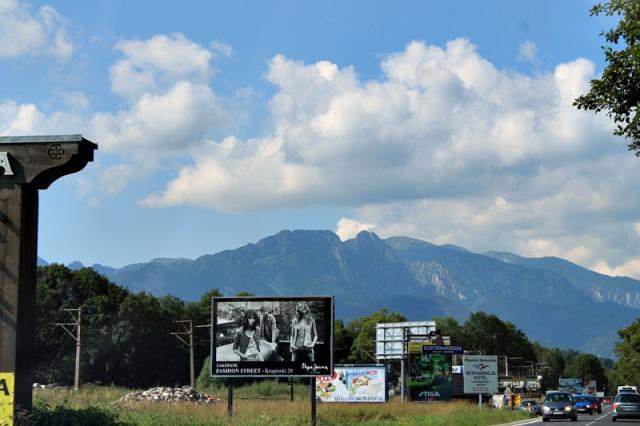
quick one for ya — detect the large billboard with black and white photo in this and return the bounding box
[211,296,334,377]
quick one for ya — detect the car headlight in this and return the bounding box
[543,406,551,412]
[565,406,572,412]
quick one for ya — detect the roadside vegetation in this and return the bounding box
[29,385,530,426]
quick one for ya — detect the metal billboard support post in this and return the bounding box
[479,393,483,409]
[400,358,405,402]
[227,383,233,417]
[310,377,317,426]
[290,377,294,401]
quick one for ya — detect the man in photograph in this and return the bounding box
[259,305,282,361]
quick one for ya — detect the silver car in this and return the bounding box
[542,392,577,422]
[612,392,640,421]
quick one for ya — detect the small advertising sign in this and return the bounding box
[422,345,463,355]
[463,355,498,394]
[558,378,584,395]
[0,372,14,426]
[316,365,387,402]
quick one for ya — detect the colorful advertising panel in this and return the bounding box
[409,342,454,401]
[316,365,387,402]
[211,296,334,377]
[559,378,583,394]
[559,378,597,394]
[463,355,498,394]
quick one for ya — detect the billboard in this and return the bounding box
[499,377,541,394]
[559,378,596,395]
[375,321,436,360]
[408,342,455,401]
[463,355,498,394]
[316,365,387,402]
[211,296,334,377]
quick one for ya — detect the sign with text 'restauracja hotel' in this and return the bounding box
[463,355,498,394]
[210,296,334,377]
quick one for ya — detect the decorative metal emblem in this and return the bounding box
[47,144,65,161]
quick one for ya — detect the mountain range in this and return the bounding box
[45,230,640,358]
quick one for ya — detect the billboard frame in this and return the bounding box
[375,321,436,360]
[210,295,335,378]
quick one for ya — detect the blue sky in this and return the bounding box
[2,0,639,279]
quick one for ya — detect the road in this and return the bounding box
[509,405,631,425]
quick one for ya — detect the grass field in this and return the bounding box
[29,383,531,426]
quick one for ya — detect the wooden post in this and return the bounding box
[310,377,316,426]
[0,135,97,415]
[74,308,81,390]
[290,377,294,401]
[227,383,233,417]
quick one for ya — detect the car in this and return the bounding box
[573,395,594,415]
[541,391,578,422]
[612,392,640,422]
[519,400,542,416]
[603,396,612,405]
[590,396,602,414]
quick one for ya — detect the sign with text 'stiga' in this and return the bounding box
[211,296,334,377]
[463,355,498,394]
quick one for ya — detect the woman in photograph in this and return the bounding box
[232,310,263,361]
[290,301,317,363]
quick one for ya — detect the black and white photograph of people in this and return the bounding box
[232,309,264,361]
[290,301,318,362]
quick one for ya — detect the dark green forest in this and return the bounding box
[34,264,637,393]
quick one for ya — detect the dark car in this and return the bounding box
[612,392,640,422]
[573,395,594,415]
[542,392,577,422]
[519,400,542,416]
[590,396,602,413]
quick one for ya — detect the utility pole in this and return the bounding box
[56,307,82,390]
[171,320,194,388]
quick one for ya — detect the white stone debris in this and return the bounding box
[118,386,219,404]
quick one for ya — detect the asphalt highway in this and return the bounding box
[506,405,634,425]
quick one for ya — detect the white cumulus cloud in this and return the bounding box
[336,218,377,241]
[0,0,73,60]
[87,33,227,193]
[146,39,611,212]
[110,33,213,99]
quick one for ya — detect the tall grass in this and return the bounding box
[30,385,531,425]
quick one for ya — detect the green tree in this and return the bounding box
[574,1,640,155]
[613,318,640,387]
[433,316,466,347]
[462,312,536,362]
[347,309,406,363]
[334,319,355,364]
[110,291,190,387]
[565,354,608,392]
[34,265,129,385]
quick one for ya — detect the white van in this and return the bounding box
[618,385,638,394]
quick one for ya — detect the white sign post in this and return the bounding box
[463,355,498,409]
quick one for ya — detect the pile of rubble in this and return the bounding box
[32,383,68,390]
[119,386,218,404]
